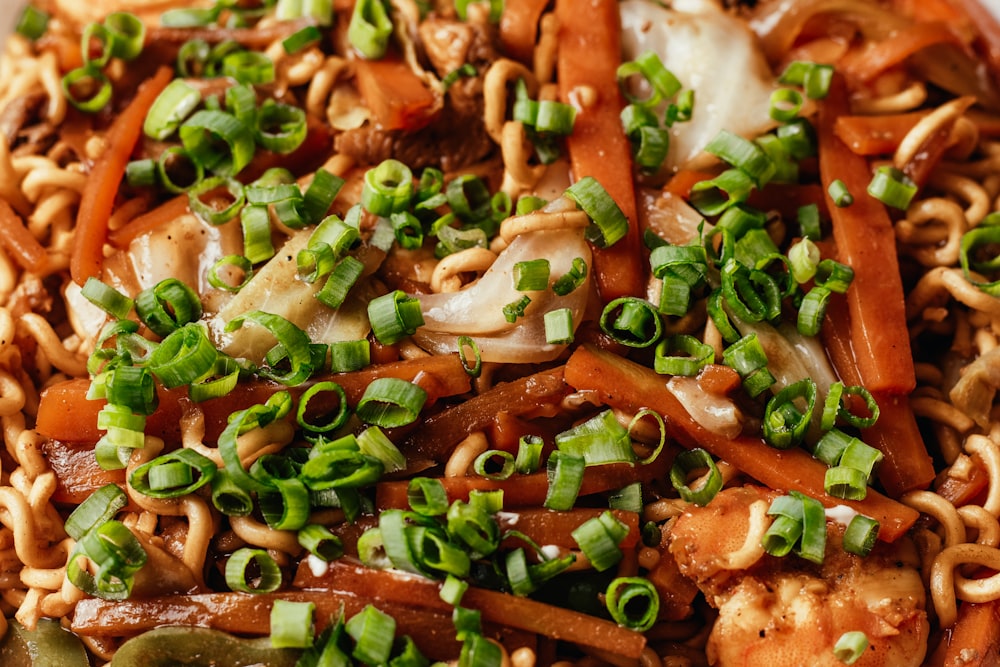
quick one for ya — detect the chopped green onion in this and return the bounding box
[362,160,414,216]
[824,465,869,500]
[572,511,628,572]
[125,158,157,187]
[189,176,246,226]
[147,322,217,389]
[473,450,516,480]
[867,166,918,210]
[690,168,754,216]
[599,297,662,348]
[177,38,211,77]
[552,256,588,296]
[512,259,550,291]
[255,100,307,154]
[300,169,345,225]
[815,259,854,293]
[788,238,820,284]
[226,547,281,594]
[130,447,217,498]
[180,110,256,178]
[565,176,629,248]
[555,409,633,466]
[103,12,145,61]
[769,88,803,122]
[270,599,315,649]
[356,377,427,428]
[654,334,714,376]
[669,448,722,506]
[298,524,344,561]
[407,477,448,516]
[515,435,543,474]
[843,515,879,557]
[828,178,854,207]
[543,451,585,511]
[544,307,574,345]
[797,286,831,337]
[135,277,202,338]
[242,205,276,262]
[66,520,146,600]
[777,118,817,160]
[617,50,681,109]
[226,311,314,386]
[296,381,349,433]
[833,631,869,665]
[64,483,127,540]
[208,255,253,292]
[605,577,659,631]
[447,499,500,558]
[348,0,393,60]
[316,256,365,309]
[500,295,531,323]
[368,290,424,345]
[457,335,481,377]
[329,339,370,372]
[61,66,112,113]
[798,203,822,240]
[81,277,133,320]
[763,378,817,449]
[160,6,220,27]
[442,63,477,90]
[156,146,204,194]
[282,25,323,54]
[16,5,49,40]
[357,425,407,473]
[345,604,396,664]
[705,129,776,188]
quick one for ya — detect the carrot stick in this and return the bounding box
[821,296,935,496]
[834,112,929,156]
[107,195,189,249]
[818,75,916,395]
[925,599,1000,667]
[563,344,920,542]
[405,367,568,462]
[70,66,173,286]
[36,355,472,445]
[839,21,963,83]
[556,0,645,302]
[497,508,640,550]
[293,559,648,660]
[377,452,673,511]
[0,199,48,273]
[353,53,440,132]
[499,0,550,64]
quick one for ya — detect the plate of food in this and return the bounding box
[2,0,1000,665]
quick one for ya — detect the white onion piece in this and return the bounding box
[666,375,744,438]
[413,228,591,363]
[208,231,371,362]
[619,0,786,172]
[733,317,838,400]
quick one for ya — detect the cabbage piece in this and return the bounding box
[413,228,592,363]
[619,0,785,172]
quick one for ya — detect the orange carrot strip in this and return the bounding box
[0,199,48,273]
[42,439,125,505]
[936,461,990,507]
[497,508,640,550]
[354,53,440,132]
[834,112,929,156]
[821,295,935,496]
[36,355,471,446]
[377,453,674,511]
[892,0,966,23]
[556,0,645,301]
[662,169,716,200]
[563,344,920,542]
[925,599,1000,667]
[71,590,467,660]
[499,0,550,64]
[107,195,189,249]
[818,75,916,395]
[840,21,964,83]
[70,66,173,286]
[293,559,648,659]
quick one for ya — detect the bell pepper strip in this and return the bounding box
[70,65,173,286]
[36,355,471,446]
[377,452,674,511]
[818,74,916,396]
[839,21,964,84]
[820,279,936,497]
[563,344,920,542]
[293,558,648,660]
[499,0,550,64]
[0,199,48,273]
[555,0,645,302]
[353,52,441,132]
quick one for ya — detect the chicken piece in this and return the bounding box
[668,486,929,667]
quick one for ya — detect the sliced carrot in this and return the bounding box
[925,599,1000,667]
[499,0,550,64]
[562,344,920,542]
[70,66,173,286]
[662,169,716,200]
[377,453,673,511]
[834,112,929,156]
[0,199,48,273]
[839,21,964,83]
[36,355,472,446]
[556,0,645,301]
[293,559,648,659]
[107,195,189,249]
[353,52,440,132]
[497,508,641,550]
[818,75,916,395]
[892,0,966,23]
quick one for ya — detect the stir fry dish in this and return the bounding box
[3,0,1000,664]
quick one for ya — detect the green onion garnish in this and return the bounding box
[15,5,49,41]
[669,448,722,506]
[270,599,315,649]
[348,0,393,60]
[565,176,629,248]
[833,631,869,665]
[604,577,659,631]
[867,166,918,210]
